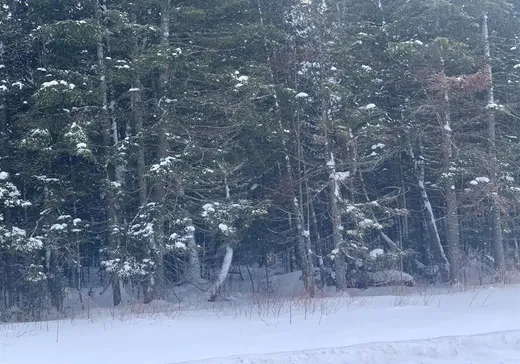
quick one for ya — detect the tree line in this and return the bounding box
[2,0,520,317]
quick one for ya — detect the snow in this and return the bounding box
[360,103,376,110]
[174,241,187,249]
[331,171,350,181]
[295,92,309,98]
[218,223,229,232]
[370,248,384,258]
[50,223,67,231]
[326,154,335,167]
[371,143,385,150]
[367,269,414,285]
[485,103,503,110]
[40,80,75,90]
[0,171,8,180]
[6,272,520,364]
[189,332,520,363]
[475,176,490,183]
[202,203,215,216]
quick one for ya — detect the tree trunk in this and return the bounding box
[296,118,315,296]
[321,88,345,291]
[315,42,345,290]
[399,155,409,252]
[130,78,156,303]
[96,0,121,306]
[439,78,462,283]
[310,203,326,288]
[445,185,461,282]
[208,244,233,301]
[409,144,450,282]
[482,12,505,275]
[328,151,346,291]
[185,219,201,283]
[257,0,315,296]
[514,238,520,265]
[131,79,147,207]
[150,0,173,300]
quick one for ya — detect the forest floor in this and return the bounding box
[2,270,520,363]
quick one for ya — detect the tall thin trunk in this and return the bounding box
[128,9,154,303]
[439,82,462,283]
[409,143,450,282]
[482,12,505,274]
[302,162,317,294]
[132,84,153,304]
[131,80,147,206]
[42,186,64,312]
[256,0,315,295]
[0,43,5,158]
[514,238,520,265]
[328,152,346,291]
[151,0,172,300]
[296,117,315,296]
[310,203,326,288]
[96,0,121,306]
[209,245,233,301]
[319,85,345,290]
[0,43,7,301]
[185,218,201,283]
[280,117,314,295]
[399,156,409,250]
[311,4,346,291]
[209,176,233,301]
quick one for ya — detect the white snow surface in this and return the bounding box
[475,176,490,183]
[4,272,520,364]
[183,331,520,364]
[360,103,376,110]
[369,248,384,258]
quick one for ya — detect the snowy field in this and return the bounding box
[2,272,520,364]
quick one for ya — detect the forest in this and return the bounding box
[2,0,520,319]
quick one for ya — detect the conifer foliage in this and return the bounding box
[2,0,520,316]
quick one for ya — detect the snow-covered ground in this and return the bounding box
[184,331,520,364]
[3,272,520,364]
